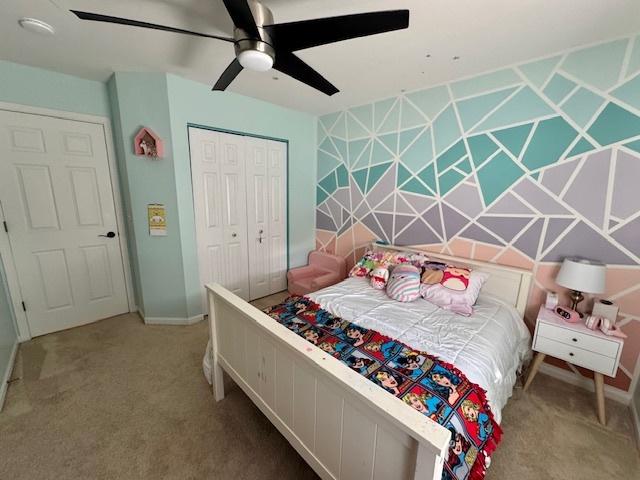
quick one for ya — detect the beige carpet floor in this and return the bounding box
[1,294,638,479]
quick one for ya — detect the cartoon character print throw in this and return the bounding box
[264,296,502,480]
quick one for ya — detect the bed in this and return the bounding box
[205,244,533,480]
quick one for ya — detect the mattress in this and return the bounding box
[307,277,532,423]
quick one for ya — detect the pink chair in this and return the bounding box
[287,251,347,296]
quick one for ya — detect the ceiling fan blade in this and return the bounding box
[265,10,409,52]
[273,52,338,96]
[222,0,259,37]
[71,10,234,42]
[212,58,243,91]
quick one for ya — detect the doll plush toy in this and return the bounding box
[422,265,470,291]
[370,266,389,290]
[440,266,470,291]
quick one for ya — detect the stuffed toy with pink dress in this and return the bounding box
[422,264,471,291]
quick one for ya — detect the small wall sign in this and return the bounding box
[134,127,163,158]
[148,204,167,236]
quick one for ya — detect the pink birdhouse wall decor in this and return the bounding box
[134,127,163,158]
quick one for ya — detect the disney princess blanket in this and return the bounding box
[264,296,502,480]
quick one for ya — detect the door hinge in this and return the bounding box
[2,221,7,233]
[21,301,26,312]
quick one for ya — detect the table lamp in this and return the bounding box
[555,257,606,315]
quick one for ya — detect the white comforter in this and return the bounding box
[307,277,532,423]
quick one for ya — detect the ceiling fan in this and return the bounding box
[71,0,409,96]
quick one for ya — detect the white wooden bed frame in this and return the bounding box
[206,244,532,480]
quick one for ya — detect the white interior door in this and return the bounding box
[189,128,250,302]
[0,110,129,336]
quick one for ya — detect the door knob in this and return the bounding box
[231,233,237,238]
[99,231,116,238]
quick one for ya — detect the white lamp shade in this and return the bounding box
[556,257,606,294]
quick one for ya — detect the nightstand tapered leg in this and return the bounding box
[594,373,606,425]
[524,352,546,391]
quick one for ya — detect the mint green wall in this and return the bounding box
[106,76,144,314]
[0,60,110,117]
[107,73,317,319]
[108,73,190,319]
[0,256,18,385]
[0,61,318,321]
[166,74,316,317]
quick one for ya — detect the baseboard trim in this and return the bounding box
[0,341,19,412]
[140,312,204,326]
[538,363,631,405]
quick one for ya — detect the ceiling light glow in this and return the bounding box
[238,50,273,72]
[18,18,55,35]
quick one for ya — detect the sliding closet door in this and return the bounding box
[245,138,287,299]
[189,128,250,302]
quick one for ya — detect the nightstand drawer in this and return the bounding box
[537,322,619,358]
[534,336,616,376]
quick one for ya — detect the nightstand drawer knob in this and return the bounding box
[572,338,578,342]
[569,352,574,357]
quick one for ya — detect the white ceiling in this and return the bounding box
[3,0,640,114]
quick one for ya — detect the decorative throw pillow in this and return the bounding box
[349,250,411,277]
[392,251,431,270]
[420,271,489,315]
[370,266,389,290]
[387,264,421,302]
[349,250,377,277]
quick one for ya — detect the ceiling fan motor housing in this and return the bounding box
[71,1,410,95]
[234,0,275,62]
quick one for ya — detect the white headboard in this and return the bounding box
[371,243,533,318]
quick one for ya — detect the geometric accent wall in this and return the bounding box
[316,34,640,394]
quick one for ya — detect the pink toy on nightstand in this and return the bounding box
[287,251,347,296]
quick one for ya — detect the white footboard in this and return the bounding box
[207,284,450,480]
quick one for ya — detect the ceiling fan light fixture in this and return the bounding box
[70,2,410,95]
[238,49,273,72]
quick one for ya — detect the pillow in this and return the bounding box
[392,251,431,270]
[349,250,418,277]
[420,270,489,315]
[370,266,389,290]
[349,250,377,277]
[386,264,421,302]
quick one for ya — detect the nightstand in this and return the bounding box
[524,305,624,425]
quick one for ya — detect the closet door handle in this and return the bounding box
[231,232,237,238]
